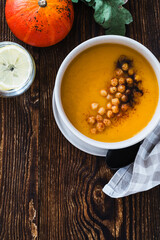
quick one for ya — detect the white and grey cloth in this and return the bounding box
[103,122,160,198]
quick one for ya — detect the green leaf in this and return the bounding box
[109,0,127,6]
[72,0,133,36]
[85,0,93,3]
[72,0,79,3]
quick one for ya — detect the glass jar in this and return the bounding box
[0,41,36,97]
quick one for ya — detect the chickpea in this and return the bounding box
[128,68,134,76]
[100,89,107,97]
[87,116,96,125]
[106,93,113,101]
[111,78,118,87]
[115,68,123,76]
[134,91,142,98]
[126,89,131,95]
[112,98,120,106]
[96,122,105,132]
[115,92,122,99]
[106,102,112,109]
[91,102,99,110]
[107,110,114,118]
[96,114,103,122]
[121,94,128,102]
[98,107,106,115]
[119,77,126,85]
[137,82,143,91]
[112,105,119,113]
[90,128,97,134]
[126,77,133,85]
[110,86,117,94]
[103,118,111,127]
[121,104,129,112]
[134,74,141,81]
[122,63,129,71]
[118,84,126,93]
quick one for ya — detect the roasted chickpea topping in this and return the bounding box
[115,68,123,76]
[118,84,126,93]
[96,122,105,132]
[112,98,120,106]
[100,89,107,97]
[90,128,97,134]
[134,74,141,81]
[121,104,129,112]
[96,114,103,122]
[107,110,114,118]
[119,77,126,85]
[98,107,106,115]
[111,78,118,86]
[87,56,144,134]
[122,63,129,71]
[128,68,134,75]
[110,86,117,94]
[126,77,133,85]
[126,89,131,95]
[121,94,128,102]
[115,92,122,99]
[112,105,119,113]
[87,116,96,125]
[91,102,99,110]
[103,118,111,127]
[106,102,112,109]
[106,93,113,101]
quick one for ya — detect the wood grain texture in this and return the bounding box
[0,1,39,239]
[0,0,160,239]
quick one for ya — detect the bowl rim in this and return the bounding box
[54,35,160,149]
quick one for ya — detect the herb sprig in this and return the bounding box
[72,0,133,36]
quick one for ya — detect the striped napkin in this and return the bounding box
[103,122,160,198]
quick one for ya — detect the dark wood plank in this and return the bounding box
[0,1,39,239]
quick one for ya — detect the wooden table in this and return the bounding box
[0,0,160,239]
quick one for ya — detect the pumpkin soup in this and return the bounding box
[61,44,159,142]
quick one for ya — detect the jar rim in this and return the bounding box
[0,41,36,97]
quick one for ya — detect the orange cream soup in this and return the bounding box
[61,44,159,142]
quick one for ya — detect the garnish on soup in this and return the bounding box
[88,56,144,134]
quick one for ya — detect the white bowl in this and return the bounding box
[53,35,160,153]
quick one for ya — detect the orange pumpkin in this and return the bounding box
[5,0,74,47]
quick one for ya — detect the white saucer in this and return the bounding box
[52,92,108,156]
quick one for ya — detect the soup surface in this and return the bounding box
[61,44,159,142]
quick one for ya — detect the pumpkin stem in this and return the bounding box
[38,0,47,7]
